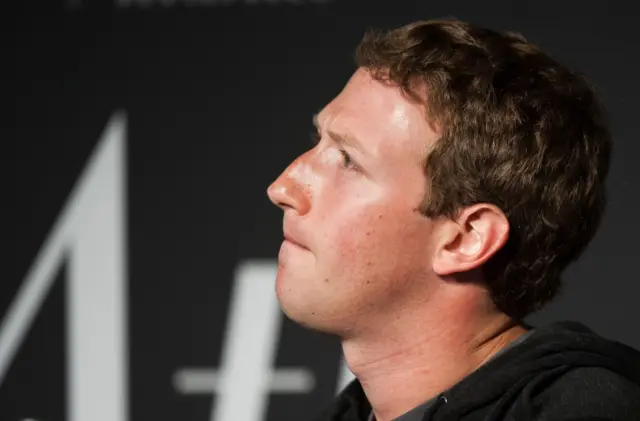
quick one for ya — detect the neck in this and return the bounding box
[341,282,528,421]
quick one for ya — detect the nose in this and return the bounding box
[267,158,312,216]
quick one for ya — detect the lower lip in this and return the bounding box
[279,239,304,262]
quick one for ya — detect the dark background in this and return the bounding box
[6,1,640,420]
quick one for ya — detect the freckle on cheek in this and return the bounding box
[324,278,329,283]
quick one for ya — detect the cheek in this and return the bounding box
[315,196,433,291]
[310,173,428,280]
[321,205,408,269]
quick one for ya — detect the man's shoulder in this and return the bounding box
[532,366,640,421]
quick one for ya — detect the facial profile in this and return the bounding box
[267,69,509,337]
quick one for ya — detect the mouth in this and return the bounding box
[284,235,308,250]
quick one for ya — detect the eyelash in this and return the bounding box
[310,132,357,171]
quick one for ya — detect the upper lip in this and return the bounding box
[283,223,308,249]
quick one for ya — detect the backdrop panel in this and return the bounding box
[6,1,640,420]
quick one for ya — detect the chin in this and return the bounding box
[275,271,335,333]
[276,273,315,323]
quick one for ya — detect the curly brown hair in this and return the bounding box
[355,19,612,319]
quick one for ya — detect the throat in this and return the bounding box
[344,319,530,421]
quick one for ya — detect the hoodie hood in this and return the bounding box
[429,321,640,420]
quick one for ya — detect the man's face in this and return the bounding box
[267,69,441,336]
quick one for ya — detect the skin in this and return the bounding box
[267,68,528,421]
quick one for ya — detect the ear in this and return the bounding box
[432,204,510,276]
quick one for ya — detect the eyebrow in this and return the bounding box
[312,114,369,157]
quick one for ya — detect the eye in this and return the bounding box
[339,149,357,170]
[310,131,359,172]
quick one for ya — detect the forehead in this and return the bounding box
[317,69,438,161]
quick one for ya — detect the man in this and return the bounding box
[266,19,640,421]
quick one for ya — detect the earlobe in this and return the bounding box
[432,205,509,277]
